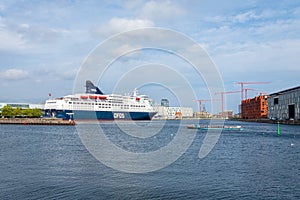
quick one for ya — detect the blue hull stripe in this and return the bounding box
[45,110,156,120]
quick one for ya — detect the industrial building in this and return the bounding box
[161,99,169,107]
[155,106,193,119]
[268,86,300,120]
[218,110,234,119]
[154,99,193,119]
[241,95,268,119]
[193,111,212,118]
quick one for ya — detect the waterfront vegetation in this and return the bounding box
[0,105,42,118]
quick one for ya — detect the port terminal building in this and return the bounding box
[154,99,193,119]
[155,106,193,119]
[267,86,300,121]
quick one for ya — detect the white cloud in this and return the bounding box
[16,23,69,43]
[205,9,281,25]
[93,1,185,37]
[124,0,145,10]
[32,64,79,81]
[59,68,78,80]
[95,17,154,36]
[213,39,300,80]
[0,19,69,52]
[0,24,29,51]
[234,10,261,23]
[232,9,284,23]
[0,69,29,80]
[140,0,185,20]
[293,6,300,16]
[249,18,300,39]
[0,3,5,11]
[198,9,300,52]
[109,17,154,31]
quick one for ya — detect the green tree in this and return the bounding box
[13,107,23,117]
[31,108,42,117]
[1,105,13,118]
[22,108,33,117]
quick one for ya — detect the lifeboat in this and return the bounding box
[98,96,107,100]
[89,95,97,99]
[136,97,140,101]
[80,96,88,99]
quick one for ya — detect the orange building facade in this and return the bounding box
[241,95,268,119]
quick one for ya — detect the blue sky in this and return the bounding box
[0,0,299,113]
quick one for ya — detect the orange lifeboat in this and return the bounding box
[98,96,107,100]
[80,96,88,99]
[89,95,97,99]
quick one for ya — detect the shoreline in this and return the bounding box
[230,118,300,125]
[1,117,299,126]
[0,118,75,126]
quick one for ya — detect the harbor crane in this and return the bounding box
[193,99,220,113]
[258,92,268,96]
[244,88,255,100]
[215,91,240,117]
[235,82,269,101]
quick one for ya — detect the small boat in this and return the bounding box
[187,124,243,131]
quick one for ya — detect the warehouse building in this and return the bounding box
[267,86,300,121]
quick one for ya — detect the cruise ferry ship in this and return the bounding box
[44,80,157,120]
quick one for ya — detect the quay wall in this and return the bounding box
[232,118,300,125]
[0,118,75,126]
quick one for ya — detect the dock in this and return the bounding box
[0,118,75,126]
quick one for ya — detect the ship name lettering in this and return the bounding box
[113,113,125,119]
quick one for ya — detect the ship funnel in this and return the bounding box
[85,80,104,94]
[133,88,138,97]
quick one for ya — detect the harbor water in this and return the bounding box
[0,120,299,199]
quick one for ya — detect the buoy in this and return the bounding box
[277,121,280,136]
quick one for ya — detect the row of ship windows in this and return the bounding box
[69,102,145,107]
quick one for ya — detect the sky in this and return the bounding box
[0,0,299,113]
